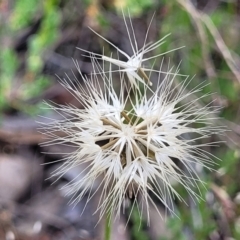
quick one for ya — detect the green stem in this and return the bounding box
[105,213,111,240]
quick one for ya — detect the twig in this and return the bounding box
[178,0,240,84]
[177,0,216,79]
[202,14,240,84]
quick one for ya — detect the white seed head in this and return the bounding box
[41,56,220,223]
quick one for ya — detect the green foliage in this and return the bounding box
[97,13,111,28]
[0,0,61,115]
[217,77,239,101]
[21,76,51,100]
[160,216,186,240]
[217,149,240,195]
[117,0,155,16]
[1,48,19,77]
[131,207,149,240]
[10,0,40,30]
[27,0,61,73]
[0,49,18,111]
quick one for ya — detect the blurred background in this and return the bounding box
[0,0,240,239]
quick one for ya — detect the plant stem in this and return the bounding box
[105,213,111,240]
[101,117,121,130]
[121,111,132,124]
[137,68,152,86]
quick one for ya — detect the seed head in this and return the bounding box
[41,55,220,222]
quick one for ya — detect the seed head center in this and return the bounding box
[122,124,135,138]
